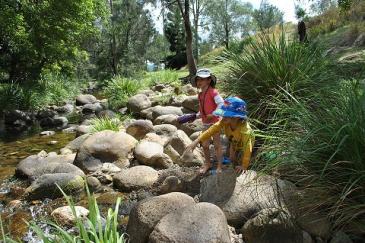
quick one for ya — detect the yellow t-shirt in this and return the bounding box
[198,120,254,169]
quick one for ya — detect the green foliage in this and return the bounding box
[0,74,83,111]
[103,76,142,109]
[143,70,181,86]
[221,33,330,108]
[29,185,126,243]
[164,3,186,54]
[0,0,104,83]
[253,0,283,30]
[90,115,129,133]
[256,80,365,233]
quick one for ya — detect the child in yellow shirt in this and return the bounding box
[184,97,254,174]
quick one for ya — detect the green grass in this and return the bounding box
[29,185,126,243]
[90,114,132,133]
[103,76,142,110]
[255,80,365,235]
[0,73,84,111]
[142,69,181,86]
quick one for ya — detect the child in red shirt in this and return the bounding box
[193,68,224,174]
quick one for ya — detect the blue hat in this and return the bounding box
[213,97,247,119]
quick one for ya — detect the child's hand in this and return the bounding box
[235,166,246,175]
[182,139,199,158]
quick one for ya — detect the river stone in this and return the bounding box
[82,103,103,114]
[126,120,154,140]
[170,95,188,107]
[51,206,89,227]
[76,125,92,137]
[64,133,90,151]
[30,162,85,180]
[166,130,204,167]
[53,116,68,129]
[180,118,204,136]
[189,131,200,141]
[113,166,158,192]
[127,94,152,114]
[140,107,155,120]
[153,114,180,127]
[55,104,74,114]
[182,95,199,112]
[74,131,137,173]
[149,202,231,243]
[153,124,178,138]
[86,176,102,192]
[4,110,33,124]
[100,163,122,173]
[25,174,84,200]
[151,106,183,120]
[143,133,168,146]
[200,170,297,228]
[15,154,77,179]
[181,84,197,95]
[242,208,302,243]
[134,141,163,165]
[96,109,117,119]
[159,176,184,194]
[76,94,97,106]
[126,192,195,243]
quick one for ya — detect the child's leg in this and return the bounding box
[199,139,212,174]
[212,133,223,172]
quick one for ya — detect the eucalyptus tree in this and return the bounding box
[252,0,284,30]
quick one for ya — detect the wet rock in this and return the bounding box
[113,166,158,192]
[182,95,199,112]
[51,206,89,227]
[4,110,33,125]
[149,202,231,243]
[126,192,195,243]
[74,131,137,173]
[151,106,183,120]
[76,94,97,106]
[126,119,154,140]
[37,109,57,119]
[127,94,152,114]
[86,176,102,192]
[242,208,302,243]
[25,174,84,200]
[54,116,68,129]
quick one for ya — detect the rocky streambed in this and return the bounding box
[0,83,350,243]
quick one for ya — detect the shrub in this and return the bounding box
[256,80,365,235]
[143,69,181,86]
[221,32,331,121]
[103,76,141,109]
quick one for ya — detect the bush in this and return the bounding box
[143,70,180,86]
[256,80,365,235]
[0,74,84,111]
[221,32,331,121]
[103,76,141,109]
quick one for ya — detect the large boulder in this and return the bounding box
[242,208,302,243]
[200,170,297,228]
[30,163,84,180]
[151,106,183,120]
[127,94,152,114]
[134,141,172,168]
[182,95,199,112]
[153,124,178,138]
[149,202,231,243]
[15,154,76,179]
[25,174,84,200]
[165,130,204,167]
[126,192,195,243]
[113,166,158,192]
[76,94,97,106]
[153,114,180,127]
[180,118,204,136]
[126,120,154,140]
[64,134,90,152]
[74,131,137,173]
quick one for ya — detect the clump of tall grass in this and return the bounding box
[90,114,132,133]
[221,33,331,105]
[29,185,126,243]
[103,76,141,109]
[256,80,365,235]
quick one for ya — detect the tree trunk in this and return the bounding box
[224,0,229,49]
[177,0,197,76]
[109,0,118,75]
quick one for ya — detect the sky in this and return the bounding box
[147,0,311,34]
